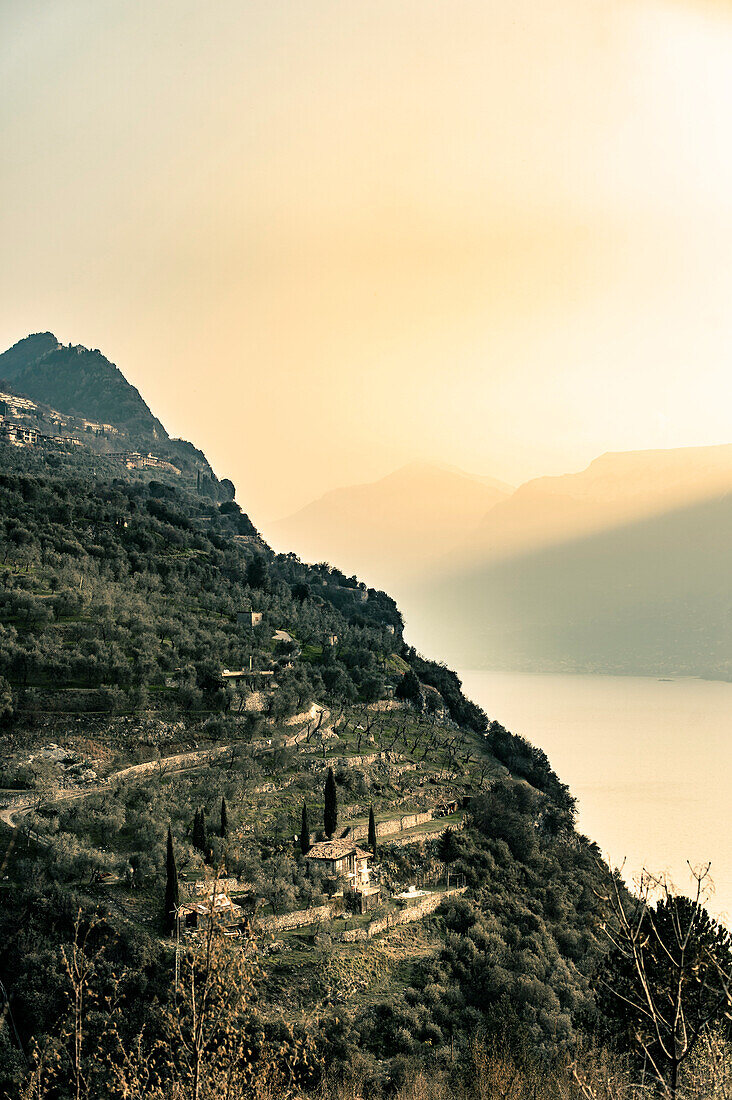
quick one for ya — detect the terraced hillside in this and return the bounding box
[2,335,724,1100]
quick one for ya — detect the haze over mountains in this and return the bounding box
[458,445,732,567]
[269,462,512,587]
[270,445,732,680]
[414,489,731,679]
[3,330,729,680]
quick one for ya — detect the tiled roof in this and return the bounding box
[306,839,356,860]
[178,902,209,916]
[177,897,243,917]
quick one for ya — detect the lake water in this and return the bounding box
[458,670,732,924]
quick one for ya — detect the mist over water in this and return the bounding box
[459,670,732,924]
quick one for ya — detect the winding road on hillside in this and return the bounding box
[0,704,335,836]
[0,742,240,836]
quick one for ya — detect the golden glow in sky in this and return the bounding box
[1,0,731,520]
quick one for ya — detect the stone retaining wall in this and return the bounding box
[308,750,411,771]
[251,776,297,795]
[335,887,466,942]
[346,809,434,842]
[111,744,231,784]
[257,887,467,940]
[257,903,336,933]
[383,816,465,849]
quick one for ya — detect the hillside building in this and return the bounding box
[0,420,39,446]
[111,451,180,475]
[176,879,245,932]
[305,839,379,908]
[0,392,38,417]
[237,610,263,627]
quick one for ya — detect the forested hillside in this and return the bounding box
[0,451,416,723]
[0,337,730,1100]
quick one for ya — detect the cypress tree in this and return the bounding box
[192,808,207,855]
[164,826,179,935]
[200,808,208,862]
[220,796,228,839]
[324,767,338,839]
[368,804,377,857]
[300,801,311,855]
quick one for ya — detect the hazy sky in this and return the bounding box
[2,0,731,522]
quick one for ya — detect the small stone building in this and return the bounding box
[305,839,379,908]
[177,879,244,931]
[237,610,263,627]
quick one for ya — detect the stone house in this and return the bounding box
[0,420,39,446]
[177,879,245,931]
[111,451,179,474]
[305,839,379,906]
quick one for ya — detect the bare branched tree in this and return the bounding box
[597,864,732,1098]
[63,911,105,1100]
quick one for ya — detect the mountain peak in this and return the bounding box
[0,334,167,444]
[0,331,241,503]
[268,461,512,587]
[0,332,60,380]
[386,460,513,494]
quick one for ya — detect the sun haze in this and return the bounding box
[1,0,731,522]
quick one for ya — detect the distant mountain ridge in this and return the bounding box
[453,443,732,569]
[272,444,732,681]
[268,461,513,588]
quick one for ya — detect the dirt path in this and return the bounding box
[0,744,238,833]
[0,707,461,849]
[0,707,333,836]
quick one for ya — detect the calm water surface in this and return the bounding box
[458,671,732,923]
